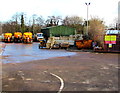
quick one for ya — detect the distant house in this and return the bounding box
[41,25,76,39]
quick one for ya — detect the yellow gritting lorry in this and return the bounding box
[3,33,13,43]
[14,32,22,43]
[23,32,33,43]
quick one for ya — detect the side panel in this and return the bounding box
[50,26,75,37]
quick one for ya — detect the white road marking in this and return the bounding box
[8,78,15,81]
[0,43,6,55]
[50,73,64,93]
[25,78,33,81]
[18,71,25,80]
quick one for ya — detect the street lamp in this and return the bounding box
[85,2,90,36]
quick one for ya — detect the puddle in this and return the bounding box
[1,43,76,63]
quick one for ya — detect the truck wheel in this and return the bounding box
[39,45,41,49]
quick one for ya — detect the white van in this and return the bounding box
[36,33,44,41]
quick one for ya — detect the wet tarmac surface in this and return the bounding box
[1,42,119,92]
[2,52,119,91]
[2,43,76,63]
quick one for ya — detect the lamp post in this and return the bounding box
[85,2,90,36]
[118,1,120,30]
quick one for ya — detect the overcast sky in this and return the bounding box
[0,0,119,26]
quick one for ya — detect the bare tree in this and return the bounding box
[113,17,119,30]
[36,16,45,26]
[12,13,22,32]
[46,16,62,27]
[30,15,45,34]
[107,18,120,30]
[2,21,17,33]
[62,16,84,34]
[2,13,23,34]
[89,17,105,47]
[62,16,83,25]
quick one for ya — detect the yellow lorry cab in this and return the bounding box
[23,32,33,43]
[23,32,32,38]
[4,33,13,42]
[14,32,22,38]
[14,32,22,42]
[4,33,12,37]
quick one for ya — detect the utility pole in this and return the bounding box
[85,2,90,36]
[118,1,120,30]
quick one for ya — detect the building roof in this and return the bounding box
[106,30,120,34]
[41,25,75,30]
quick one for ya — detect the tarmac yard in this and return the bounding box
[1,43,119,92]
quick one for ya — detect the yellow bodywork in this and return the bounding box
[23,32,32,39]
[4,33,12,38]
[23,32,33,43]
[14,32,22,38]
[4,33,13,42]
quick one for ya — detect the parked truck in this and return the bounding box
[3,33,13,43]
[75,40,92,49]
[40,26,77,49]
[43,36,76,49]
[23,32,33,43]
[34,33,44,42]
[14,32,22,43]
